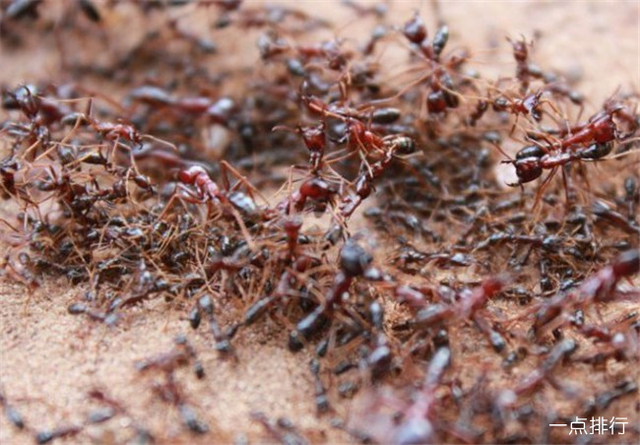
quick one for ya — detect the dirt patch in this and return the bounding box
[1,1,639,444]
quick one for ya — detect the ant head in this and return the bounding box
[506,35,530,61]
[513,157,542,184]
[403,12,427,45]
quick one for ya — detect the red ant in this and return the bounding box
[288,239,373,351]
[129,86,234,124]
[405,277,507,352]
[518,250,640,339]
[62,112,141,146]
[340,135,413,217]
[251,411,310,445]
[136,336,207,421]
[189,294,235,356]
[403,12,449,62]
[272,121,326,172]
[2,85,72,127]
[0,389,25,430]
[493,338,578,423]
[389,347,452,444]
[493,90,545,122]
[239,254,319,333]
[163,162,261,222]
[299,88,386,156]
[505,98,638,188]
[507,36,544,93]
[559,99,637,149]
[283,176,338,214]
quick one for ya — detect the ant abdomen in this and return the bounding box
[515,145,546,160]
[579,141,613,159]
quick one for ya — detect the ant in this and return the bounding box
[87,389,154,443]
[388,347,452,444]
[592,199,640,235]
[288,239,374,351]
[136,335,204,379]
[3,0,43,20]
[188,293,235,356]
[525,250,639,339]
[62,112,141,147]
[129,86,235,125]
[272,121,326,172]
[310,358,330,414]
[251,411,310,445]
[492,90,545,122]
[0,389,25,430]
[507,339,577,396]
[340,135,412,217]
[162,162,261,222]
[136,336,208,434]
[507,36,543,93]
[403,12,449,62]
[366,300,393,380]
[406,277,507,352]
[284,175,339,214]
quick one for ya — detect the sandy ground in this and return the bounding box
[1,1,639,444]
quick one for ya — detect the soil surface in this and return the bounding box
[1,1,638,444]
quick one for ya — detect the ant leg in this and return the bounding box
[540,98,566,124]
[508,113,521,137]
[561,164,580,211]
[219,160,269,204]
[532,167,557,211]
[158,184,205,220]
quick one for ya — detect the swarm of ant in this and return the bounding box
[1,1,639,444]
